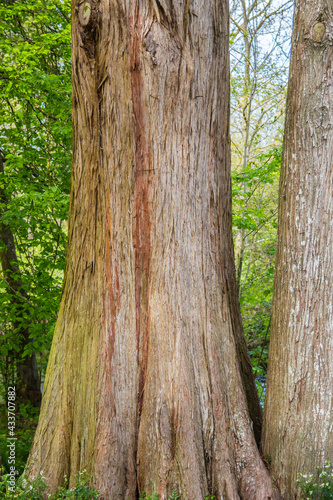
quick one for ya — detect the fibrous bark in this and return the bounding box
[29,1,278,498]
[262,1,333,498]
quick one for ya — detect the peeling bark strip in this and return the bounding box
[130,6,152,419]
[28,1,280,499]
[262,1,333,498]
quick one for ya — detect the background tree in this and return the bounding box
[262,0,333,497]
[229,0,293,387]
[27,0,278,498]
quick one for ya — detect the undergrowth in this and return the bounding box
[139,494,215,500]
[0,471,219,500]
[0,469,98,499]
[3,462,333,500]
[297,462,333,499]
[0,470,218,500]
[0,402,39,477]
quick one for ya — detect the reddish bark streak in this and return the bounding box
[130,11,152,418]
[106,186,121,314]
[158,481,164,499]
[102,298,115,410]
[105,195,116,362]
[106,239,116,335]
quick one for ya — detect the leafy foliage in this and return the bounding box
[0,403,39,474]
[0,469,99,499]
[297,463,333,499]
[139,494,160,500]
[0,0,71,386]
[0,402,38,476]
[229,0,293,389]
[232,146,281,377]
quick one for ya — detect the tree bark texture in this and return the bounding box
[262,1,333,498]
[29,1,277,498]
[0,154,41,407]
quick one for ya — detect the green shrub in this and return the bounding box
[139,493,160,500]
[297,462,333,499]
[139,492,179,500]
[0,402,39,476]
[0,469,99,499]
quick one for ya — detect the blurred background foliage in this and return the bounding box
[0,0,71,473]
[0,0,293,473]
[230,0,293,399]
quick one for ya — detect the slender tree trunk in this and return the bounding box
[0,154,41,407]
[262,2,333,497]
[29,1,277,498]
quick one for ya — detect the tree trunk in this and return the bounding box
[28,1,277,498]
[262,1,333,497]
[0,154,41,407]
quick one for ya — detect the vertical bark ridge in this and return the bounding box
[130,4,153,421]
[92,3,138,498]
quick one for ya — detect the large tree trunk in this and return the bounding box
[262,1,333,498]
[0,154,41,407]
[28,1,277,498]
